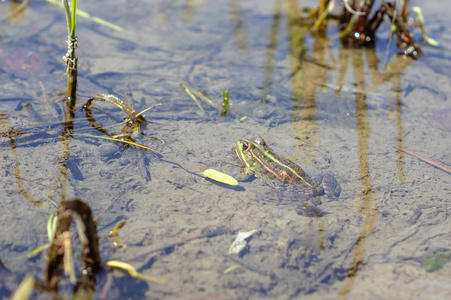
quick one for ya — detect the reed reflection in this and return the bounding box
[261,0,282,101]
[284,0,332,251]
[339,48,378,299]
[274,0,416,296]
[286,0,319,164]
[229,0,248,52]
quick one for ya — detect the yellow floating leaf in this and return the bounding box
[11,275,34,300]
[106,260,134,272]
[201,169,238,186]
[106,260,166,284]
[223,264,240,274]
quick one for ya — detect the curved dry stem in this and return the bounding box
[343,0,367,16]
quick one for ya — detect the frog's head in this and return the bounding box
[233,139,255,166]
[252,138,267,150]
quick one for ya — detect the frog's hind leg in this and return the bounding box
[295,201,323,217]
[313,174,342,198]
[321,174,342,198]
[258,190,287,206]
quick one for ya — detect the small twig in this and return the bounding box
[73,134,196,175]
[99,270,114,300]
[343,0,367,16]
[393,145,451,174]
[381,0,423,57]
[227,255,268,275]
[312,0,335,30]
[181,82,206,114]
[412,6,441,47]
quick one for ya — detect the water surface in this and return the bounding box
[1,0,450,299]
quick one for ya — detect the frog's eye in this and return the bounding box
[254,138,266,146]
[242,142,253,151]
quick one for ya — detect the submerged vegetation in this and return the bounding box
[2,1,168,298]
[301,0,440,58]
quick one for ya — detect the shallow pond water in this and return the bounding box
[1,0,451,299]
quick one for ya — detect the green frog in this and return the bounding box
[233,138,341,216]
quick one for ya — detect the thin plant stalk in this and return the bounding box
[221,90,229,116]
[62,0,78,134]
[71,0,77,38]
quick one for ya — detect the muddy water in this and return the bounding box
[1,0,451,299]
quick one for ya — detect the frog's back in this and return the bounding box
[234,137,341,198]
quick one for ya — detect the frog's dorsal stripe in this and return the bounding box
[261,150,312,187]
[248,150,285,182]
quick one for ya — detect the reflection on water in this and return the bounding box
[260,1,449,299]
[393,74,405,184]
[229,0,248,52]
[0,113,41,208]
[338,48,378,298]
[261,0,281,101]
[286,0,319,164]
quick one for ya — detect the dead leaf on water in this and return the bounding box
[201,169,238,186]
